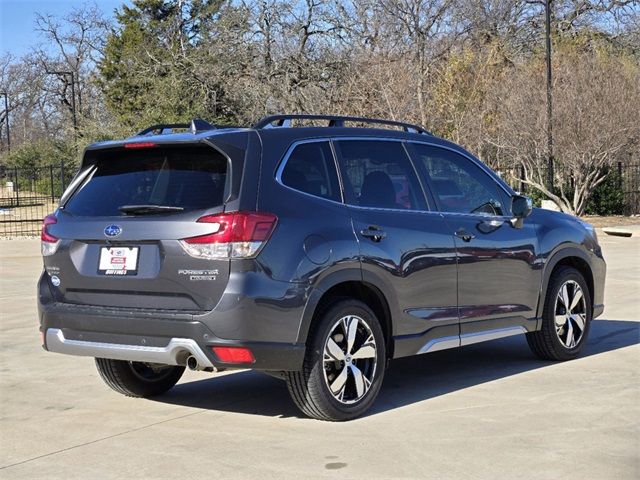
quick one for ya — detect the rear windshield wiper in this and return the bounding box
[118,205,184,215]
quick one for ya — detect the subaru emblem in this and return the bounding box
[104,224,122,237]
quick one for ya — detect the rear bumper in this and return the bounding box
[38,266,308,371]
[39,301,305,371]
[46,328,215,368]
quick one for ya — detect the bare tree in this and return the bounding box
[374,0,467,126]
[33,3,109,133]
[491,49,640,215]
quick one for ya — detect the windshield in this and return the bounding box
[64,146,228,216]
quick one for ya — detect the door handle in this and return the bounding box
[360,226,386,242]
[455,229,476,242]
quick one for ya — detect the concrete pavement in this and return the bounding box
[0,235,638,479]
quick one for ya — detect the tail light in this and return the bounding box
[179,211,277,260]
[41,214,60,256]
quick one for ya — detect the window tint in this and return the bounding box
[336,141,425,210]
[64,146,228,216]
[280,142,341,202]
[411,144,505,216]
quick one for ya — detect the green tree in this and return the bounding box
[2,140,74,171]
[98,0,233,129]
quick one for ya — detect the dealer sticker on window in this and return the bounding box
[98,247,139,275]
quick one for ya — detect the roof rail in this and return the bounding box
[252,114,431,135]
[135,118,216,137]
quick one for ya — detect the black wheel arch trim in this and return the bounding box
[295,268,399,347]
[537,245,594,324]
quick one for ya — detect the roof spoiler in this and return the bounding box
[252,114,431,135]
[134,118,216,137]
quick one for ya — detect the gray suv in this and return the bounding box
[38,114,606,421]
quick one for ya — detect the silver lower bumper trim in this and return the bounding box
[45,328,214,368]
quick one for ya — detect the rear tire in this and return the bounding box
[95,358,185,398]
[285,299,386,421]
[527,266,592,361]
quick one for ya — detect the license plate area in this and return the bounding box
[98,246,139,276]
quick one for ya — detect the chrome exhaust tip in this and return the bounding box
[186,355,199,371]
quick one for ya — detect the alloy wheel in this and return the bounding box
[554,280,587,348]
[322,315,378,404]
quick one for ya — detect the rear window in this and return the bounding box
[64,146,228,216]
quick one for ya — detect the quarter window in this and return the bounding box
[411,144,506,216]
[280,142,341,202]
[336,140,426,210]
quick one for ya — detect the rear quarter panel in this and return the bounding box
[213,133,362,344]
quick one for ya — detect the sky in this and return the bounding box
[0,0,124,58]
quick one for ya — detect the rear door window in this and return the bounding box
[335,140,426,211]
[280,141,341,202]
[64,146,228,216]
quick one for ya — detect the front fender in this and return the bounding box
[533,208,605,323]
[536,243,605,323]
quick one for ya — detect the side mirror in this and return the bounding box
[510,194,532,229]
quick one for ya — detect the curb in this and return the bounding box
[601,227,638,238]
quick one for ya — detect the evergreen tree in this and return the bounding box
[98,0,229,129]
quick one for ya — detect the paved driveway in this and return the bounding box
[1,234,638,479]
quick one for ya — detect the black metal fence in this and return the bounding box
[0,160,638,238]
[619,163,640,215]
[0,163,74,237]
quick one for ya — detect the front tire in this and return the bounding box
[527,266,592,361]
[285,299,386,421]
[95,358,185,398]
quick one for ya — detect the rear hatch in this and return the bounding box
[43,143,233,311]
